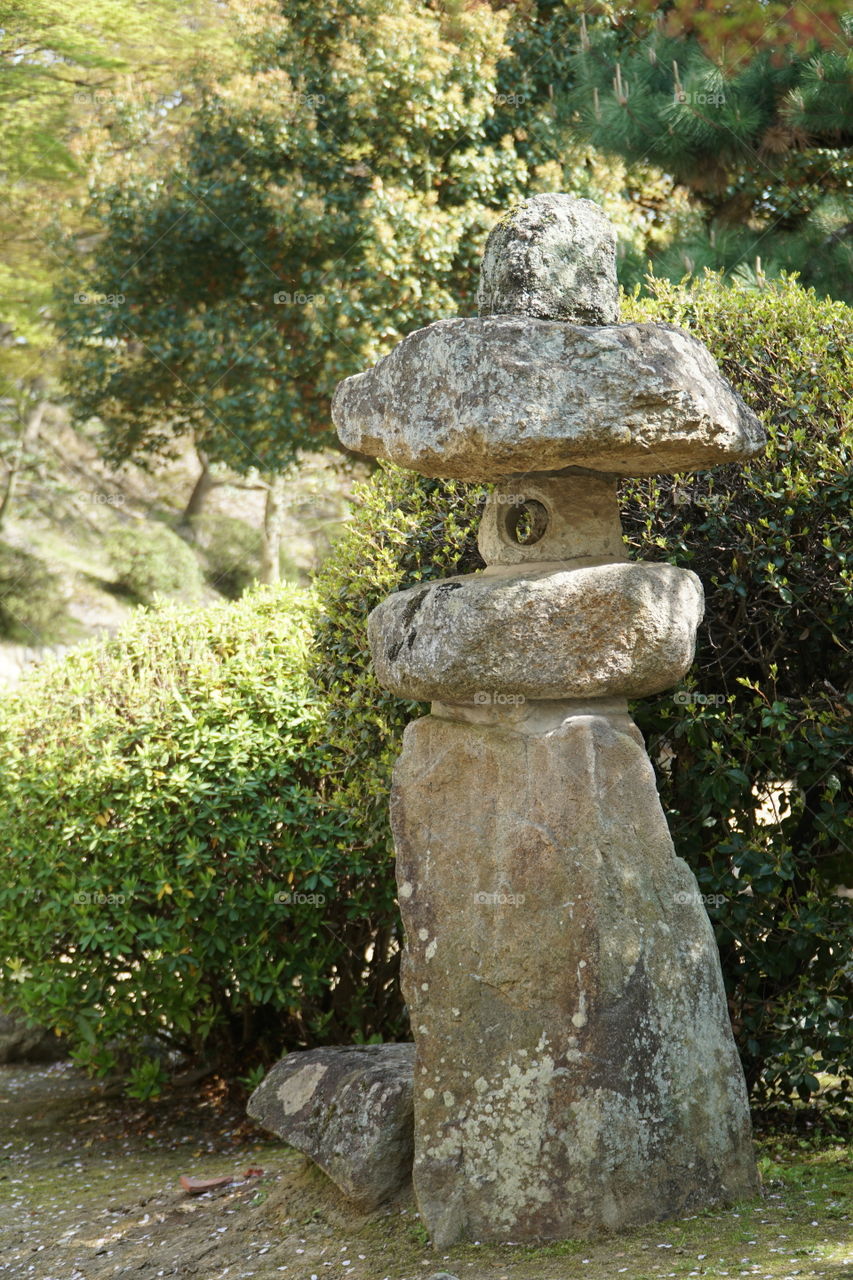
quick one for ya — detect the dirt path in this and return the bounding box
[1,1063,851,1280]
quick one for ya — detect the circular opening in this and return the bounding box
[502,498,549,547]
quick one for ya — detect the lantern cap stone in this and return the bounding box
[477,194,619,325]
[332,316,766,481]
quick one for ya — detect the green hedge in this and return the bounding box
[311,471,486,869]
[311,272,852,1109]
[0,543,66,641]
[618,274,852,1106]
[0,586,402,1096]
[105,522,203,604]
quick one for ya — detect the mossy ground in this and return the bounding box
[1,1063,850,1280]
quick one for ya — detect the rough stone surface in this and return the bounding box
[247,1044,415,1209]
[391,704,759,1247]
[333,191,763,1248]
[477,194,619,325]
[0,1008,67,1064]
[477,470,626,567]
[332,316,765,480]
[368,561,704,702]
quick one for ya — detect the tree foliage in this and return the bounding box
[568,13,853,298]
[0,0,235,520]
[0,0,231,359]
[57,0,525,474]
[627,0,850,62]
[56,0,674,476]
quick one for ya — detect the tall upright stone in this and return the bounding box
[332,194,763,1248]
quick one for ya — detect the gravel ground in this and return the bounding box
[1,1063,851,1280]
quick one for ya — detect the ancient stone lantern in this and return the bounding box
[332,194,764,1248]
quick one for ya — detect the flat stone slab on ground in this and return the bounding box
[332,316,765,480]
[247,1043,415,1210]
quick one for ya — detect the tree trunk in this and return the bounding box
[259,472,286,584]
[0,400,47,532]
[181,449,217,525]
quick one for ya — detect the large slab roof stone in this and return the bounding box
[332,316,765,480]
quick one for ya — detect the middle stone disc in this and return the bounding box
[368,561,704,702]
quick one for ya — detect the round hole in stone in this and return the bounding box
[502,498,549,546]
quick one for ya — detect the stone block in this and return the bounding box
[477,193,619,325]
[391,705,759,1245]
[368,560,704,702]
[476,470,626,567]
[247,1044,415,1209]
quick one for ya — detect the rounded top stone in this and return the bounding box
[477,194,619,325]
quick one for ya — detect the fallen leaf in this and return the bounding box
[179,1174,234,1195]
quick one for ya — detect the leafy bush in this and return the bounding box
[620,273,852,1107]
[311,470,485,868]
[191,512,262,600]
[105,522,203,604]
[0,586,403,1093]
[0,543,66,641]
[311,273,852,1110]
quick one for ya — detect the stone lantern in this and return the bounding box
[332,194,764,1247]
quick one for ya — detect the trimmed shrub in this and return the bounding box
[311,273,852,1110]
[0,543,66,641]
[311,471,485,868]
[1,274,847,1106]
[0,585,403,1096]
[105,522,203,604]
[620,273,852,1107]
